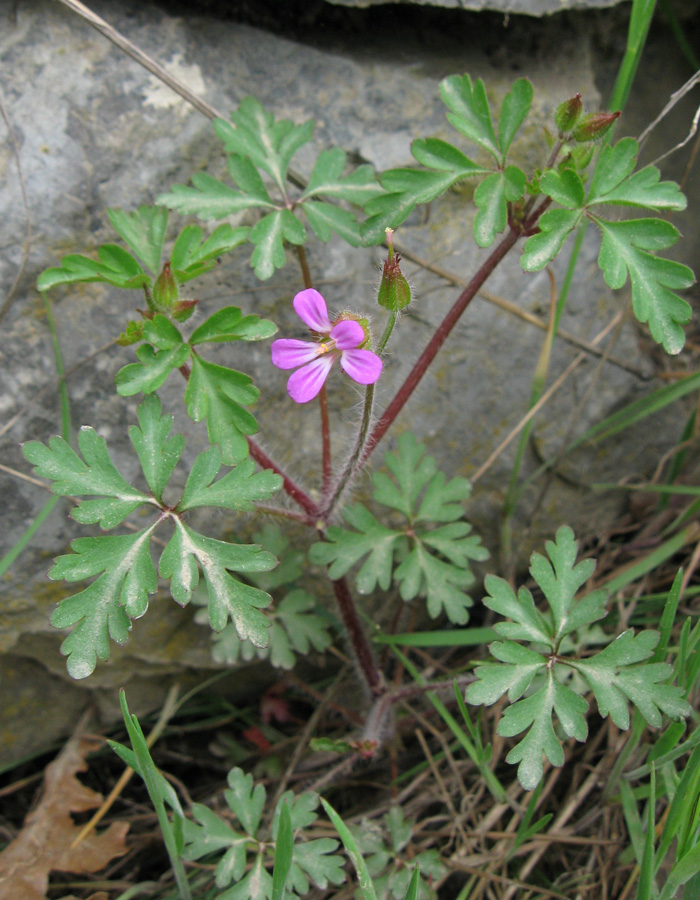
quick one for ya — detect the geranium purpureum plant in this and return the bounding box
[27,71,698,898]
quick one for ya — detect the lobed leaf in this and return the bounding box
[440,74,500,161]
[23,427,151,528]
[309,505,401,594]
[37,244,150,292]
[250,209,307,280]
[178,447,281,513]
[499,673,588,790]
[473,166,526,248]
[593,216,694,355]
[302,148,384,205]
[170,222,250,281]
[50,528,158,678]
[189,306,278,345]
[115,342,191,397]
[107,206,168,274]
[498,78,534,156]
[587,138,687,211]
[185,355,260,465]
[158,171,271,219]
[302,200,364,247]
[127,394,185,503]
[520,207,583,271]
[216,98,315,192]
[161,521,274,646]
[572,630,691,730]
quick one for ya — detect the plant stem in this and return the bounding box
[332,576,385,698]
[319,384,332,495]
[295,243,313,290]
[322,311,398,519]
[247,439,319,518]
[356,226,521,473]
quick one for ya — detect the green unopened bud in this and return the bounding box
[554,94,583,135]
[152,261,179,312]
[572,111,621,142]
[378,228,411,312]
[172,299,198,323]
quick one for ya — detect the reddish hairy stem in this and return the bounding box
[247,439,319,519]
[332,576,385,699]
[356,226,522,472]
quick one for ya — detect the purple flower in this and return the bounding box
[271,289,383,404]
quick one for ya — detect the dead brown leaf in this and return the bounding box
[0,720,129,900]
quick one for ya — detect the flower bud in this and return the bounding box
[572,111,621,142]
[151,261,179,312]
[378,228,411,312]
[554,94,583,135]
[172,299,198,323]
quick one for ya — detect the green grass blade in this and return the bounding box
[272,800,293,900]
[602,525,699,595]
[572,372,700,449]
[321,797,377,900]
[637,763,657,900]
[118,690,192,900]
[391,647,506,802]
[372,628,497,647]
[620,779,646,868]
[608,0,657,113]
[402,867,421,900]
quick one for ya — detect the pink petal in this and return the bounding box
[287,355,335,403]
[293,289,332,332]
[271,339,320,370]
[330,319,364,350]
[340,349,383,385]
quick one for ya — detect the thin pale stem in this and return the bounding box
[322,311,398,518]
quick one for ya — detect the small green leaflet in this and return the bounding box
[205,589,333,669]
[521,137,694,355]
[22,396,282,678]
[473,166,526,248]
[195,526,333,669]
[37,244,151,292]
[22,425,154,528]
[593,216,693,355]
[159,98,383,278]
[250,209,307,281]
[170,222,250,283]
[362,75,532,246]
[115,308,276,464]
[466,525,690,789]
[38,206,249,293]
[185,355,260,465]
[50,528,158,680]
[108,206,168,274]
[301,148,385,206]
[309,433,488,624]
[184,767,345,900]
[215,97,316,193]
